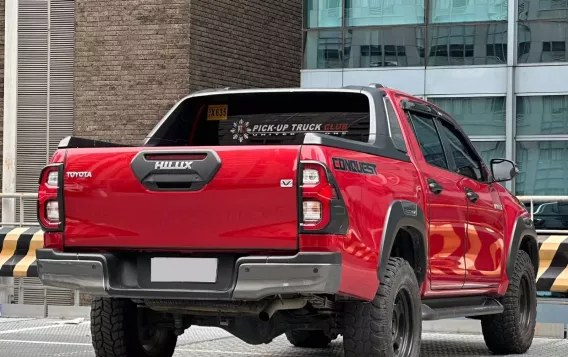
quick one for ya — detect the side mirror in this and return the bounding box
[490,158,519,182]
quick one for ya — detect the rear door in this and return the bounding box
[406,111,467,290]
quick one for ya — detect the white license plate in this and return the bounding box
[150,258,218,283]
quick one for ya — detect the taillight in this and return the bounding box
[44,232,63,251]
[299,161,348,234]
[38,163,65,233]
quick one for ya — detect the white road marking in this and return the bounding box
[176,348,264,355]
[0,324,62,334]
[0,339,265,355]
[0,339,91,346]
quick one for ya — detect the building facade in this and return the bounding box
[0,0,302,222]
[300,0,568,196]
[0,0,302,305]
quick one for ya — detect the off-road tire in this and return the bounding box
[481,250,537,355]
[285,330,333,348]
[343,257,421,357]
[91,297,177,357]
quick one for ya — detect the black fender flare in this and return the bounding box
[378,200,428,285]
[506,216,539,279]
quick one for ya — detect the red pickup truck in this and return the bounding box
[36,85,539,357]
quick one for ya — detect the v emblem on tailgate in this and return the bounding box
[280,179,293,188]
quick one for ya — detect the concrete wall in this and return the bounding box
[74,0,191,145]
[74,0,303,145]
[0,0,5,190]
[188,0,302,91]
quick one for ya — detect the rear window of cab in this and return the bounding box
[145,91,372,146]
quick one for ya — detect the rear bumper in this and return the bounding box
[36,249,342,300]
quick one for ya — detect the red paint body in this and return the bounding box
[62,146,301,251]
[42,88,528,302]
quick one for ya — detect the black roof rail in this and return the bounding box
[368,83,384,88]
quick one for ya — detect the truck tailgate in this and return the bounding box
[62,146,300,250]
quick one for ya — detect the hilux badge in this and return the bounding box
[154,161,193,170]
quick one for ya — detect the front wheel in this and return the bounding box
[481,250,537,355]
[343,257,422,357]
[91,298,178,357]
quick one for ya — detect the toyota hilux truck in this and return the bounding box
[36,85,539,357]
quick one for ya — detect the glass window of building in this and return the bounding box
[430,0,508,24]
[518,0,568,21]
[517,22,568,63]
[516,95,568,135]
[304,31,343,69]
[472,141,506,166]
[343,28,425,67]
[345,0,425,27]
[305,0,343,28]
[516,141,568,195]
[428,97,506,136]
[428,24,508,66]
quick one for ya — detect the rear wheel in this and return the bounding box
[285,330,334,348]
[481,250,537,354]
[343,257,421,357]
[91,298,177,357]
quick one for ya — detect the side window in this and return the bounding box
[438,120,485,181]
[384,98,407,152]
[408,113,448,170]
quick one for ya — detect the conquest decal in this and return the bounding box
[332,157,377,175]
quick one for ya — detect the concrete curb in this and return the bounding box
[423,320,566,339]
[48,306,90,319]
[0,304,44,318]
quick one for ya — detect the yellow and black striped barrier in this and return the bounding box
[0,228,567,294]
[537,236,568,293]
[0,226,44,277]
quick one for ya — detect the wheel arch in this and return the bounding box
[506,216,539,279]
[378,200,428,286]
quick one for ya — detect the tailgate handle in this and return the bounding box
[130,150,222,191]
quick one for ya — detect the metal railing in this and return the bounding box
[518,195,568,235]
[0,192,80,309]
[0,192,39,227]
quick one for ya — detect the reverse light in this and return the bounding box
[46,201,59,222]
[47,171,58,186]
[302,168,320,185]
[303,201,322,222]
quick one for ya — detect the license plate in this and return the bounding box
[150,258,218,283]
[207,104,228,121]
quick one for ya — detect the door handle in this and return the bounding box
[465,188,479,203]
[427,178,443,195]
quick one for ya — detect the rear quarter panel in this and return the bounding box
[300,145,422,300]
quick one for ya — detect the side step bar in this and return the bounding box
[421,296,504,321]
